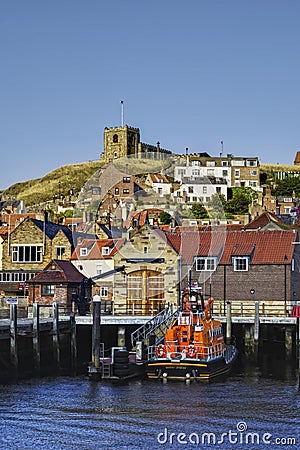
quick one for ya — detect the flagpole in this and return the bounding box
[120,100,124,127]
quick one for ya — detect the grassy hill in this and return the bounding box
[0,161,104,207]
[1,159,300,209]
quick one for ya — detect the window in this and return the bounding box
[92,187,101,195]
[222,170,228,177]
[178,169,186,175]
[0,273,11,281]
[12,245,43,263]
[114,152,118,158]
[80,248,87,256]
[115,187,119,195]
[195,257,216,271]
[96,264,102,275]
[42,284,55,296]
[234,169,240,178]
[102,247,110,255]
[207,169,215,176]
[233,257,249,271]
[123,177,131,183]
[192,169,200,176]
[113,134,118,143]
[123,189,130,194]
[206,161,216,167]
[100,286,108,297]
[222,161,229,166]
[203,186,207,194]
[188,186,193,193]
[251,170,257,176]
[216,187,221,193]
[246,159,257,167]
[56,246,66,259]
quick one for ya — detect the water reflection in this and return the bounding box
[0,357,299,450]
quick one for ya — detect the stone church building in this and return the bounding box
[101,125,172,163]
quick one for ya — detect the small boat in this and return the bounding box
[146,292,237,382]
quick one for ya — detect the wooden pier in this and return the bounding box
[0,300,299,382]
[0,303,76,381]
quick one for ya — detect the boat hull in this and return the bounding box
[146,346,237,382]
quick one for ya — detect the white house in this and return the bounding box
[145,173,172,196]
[173,176,227,204]
[71,238,124,302]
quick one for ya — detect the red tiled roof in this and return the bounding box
[244,212,285,230]
[29,260,85,283]
[149,173,170,184]
[294,151,300,164]
[71,238,124,260]
[165,229,296,265]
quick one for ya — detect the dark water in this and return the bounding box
[0,359,299,450]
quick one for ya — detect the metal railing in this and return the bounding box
[214,300,298,318]
[148,342,225,361]
[131,304,180,348]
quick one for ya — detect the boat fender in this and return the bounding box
[155,344,166,358]
[187,345,196,358]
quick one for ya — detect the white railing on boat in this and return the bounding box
[148,342,226,361]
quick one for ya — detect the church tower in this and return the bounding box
[102,125,140,163]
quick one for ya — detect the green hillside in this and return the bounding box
[0,161,104,207]
[1,160,300,209]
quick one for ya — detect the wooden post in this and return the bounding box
[226,301,232,344]
[70,315,77,375]
[10,304,18,378]
[52,302,60,370]
[285,327,293,358]
[92,296,101,369]
[254,301,260,343]
[32,303,40,375]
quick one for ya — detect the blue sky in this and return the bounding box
[1,0,299,190]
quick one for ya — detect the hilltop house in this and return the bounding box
[145,173,172,196]
[173,176,227,204]
[174,154,260,191]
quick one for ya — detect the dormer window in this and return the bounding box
[195,257,216,271]
[233,257,249,271]
[102,247,110,256]
[80,248,87,256]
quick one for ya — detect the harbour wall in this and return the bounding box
[0,305,299,382]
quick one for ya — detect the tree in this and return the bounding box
[225,192,251,214]
[190,202,209,219]
[159,211,172,225]
[207,194,226,219]
[225,187,257,215]
[272,177,300,197]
